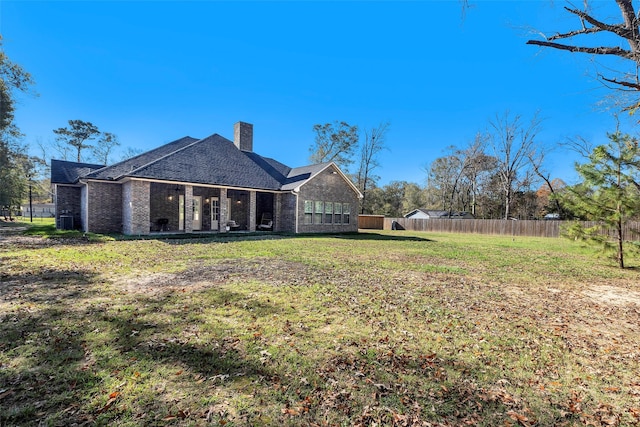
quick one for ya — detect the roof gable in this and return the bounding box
[281,162,362,198]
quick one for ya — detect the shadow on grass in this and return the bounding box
[117,231,434,245]
[0,269,103,426]
[0,265,278,426]
[14,219,433,245]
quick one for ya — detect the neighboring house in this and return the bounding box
[51,122,361,235]
[404,209,475,219]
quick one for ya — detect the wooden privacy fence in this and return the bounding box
[358,215,385,229]
[381,218,640,239]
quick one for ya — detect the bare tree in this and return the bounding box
[120,146,144,161]
[489,112,542,219]
[526,0,640,109]
[526,141,566,216]
[356,122,390,214]
[460,134,496,217]
[309,121,359,171]
[426,153,462,212]
[92,132,120,165]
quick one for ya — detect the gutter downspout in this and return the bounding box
[292,190,299,234]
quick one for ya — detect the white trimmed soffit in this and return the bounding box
[121,177,283,194]
[78,178,123,186]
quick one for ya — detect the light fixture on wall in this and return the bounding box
[169,184,180,201]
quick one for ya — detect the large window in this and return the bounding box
[304,200,313,224]
[303,200,351,226]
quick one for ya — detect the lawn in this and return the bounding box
[1,222,639,426]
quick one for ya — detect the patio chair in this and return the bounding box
[257,213,273,230]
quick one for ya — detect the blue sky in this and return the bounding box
[1,0,635,186]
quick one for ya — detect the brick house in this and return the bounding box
[51,122,361,235]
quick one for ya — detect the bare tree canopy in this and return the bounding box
[309,121,359,170]
[526,0,640,102]
[489,112,542,219]
[356,122,390,214]
[92,132,120,165]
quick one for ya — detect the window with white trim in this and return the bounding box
[343,203,350,224]
[324,202,333,224]
[334,202,342,224]
[314,201,323,224]
[304,200,313,224]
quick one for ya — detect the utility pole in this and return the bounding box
[29,182,33,222]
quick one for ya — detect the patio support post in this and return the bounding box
[220,188,228,232]
[249,191,256,232]
[185,185,193,233]
[274,193,282,232]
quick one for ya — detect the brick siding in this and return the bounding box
[85,181,123,234]
[122,180,149,235]
[55,185,82,230]
[296,165,359,233]
[277,193,297,233]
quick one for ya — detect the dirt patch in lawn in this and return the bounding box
[584,284,640,306]
[118,259,327,295]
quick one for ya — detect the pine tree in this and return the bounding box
[562,132,640,268]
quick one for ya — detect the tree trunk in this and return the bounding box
[617,216,624,269]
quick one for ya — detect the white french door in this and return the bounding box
[210,197,219,230]
[192,196,202,231]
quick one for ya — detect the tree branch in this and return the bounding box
[548,25,604,41]
[563,5,635,41]
[600,75,640,90]
[526,39,634,59]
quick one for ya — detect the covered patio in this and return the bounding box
[148,182,275,234]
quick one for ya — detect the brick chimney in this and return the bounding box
[234,121,253,152]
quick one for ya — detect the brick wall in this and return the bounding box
[276,193,297,233]
[55,185,82,230]
[296,165,359,233]
[86,181,123,234]
[122,180,150,235]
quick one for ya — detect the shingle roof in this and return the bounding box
[126,134,291,190]
[50,159,106,184]
[281,163,331,191]
[51,132,358,195]
[85,136,198,180]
